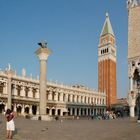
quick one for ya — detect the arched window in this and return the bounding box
[103,99,105,105]
[52,92,55,101]
[85,96,86,103]
[73,95,75,102]
[63,94,65,102]
[68,94,70,102]
[17,86,21,96]
[107,48,108,52]
[32,89,36,98]
[58,93,60,101]
[0,83,4,93]
[132,61,135,66]
[25,88,29,97]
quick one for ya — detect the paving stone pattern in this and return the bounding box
[0,115,140,140]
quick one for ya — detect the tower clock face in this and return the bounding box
[102,39,106,45]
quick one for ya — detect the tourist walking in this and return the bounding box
[5,109,15,139]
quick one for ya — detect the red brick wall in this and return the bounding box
[98,59,116,107]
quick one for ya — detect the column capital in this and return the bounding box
[35,47,52,61]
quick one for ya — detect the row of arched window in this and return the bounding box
[101,48,109,54]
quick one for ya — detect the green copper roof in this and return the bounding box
[100,13,114,37]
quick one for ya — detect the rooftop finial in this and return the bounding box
[106,12,109,17]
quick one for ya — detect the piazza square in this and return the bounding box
[0,0,140,140]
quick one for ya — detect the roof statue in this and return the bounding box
[132,0,139,7]
[127,0,140,8]
[136,63,140,74]
[8,63,11,71]
[38,41,47,48]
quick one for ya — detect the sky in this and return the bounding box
[0,0,128,98]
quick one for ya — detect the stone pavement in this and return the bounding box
[0,115,140,140]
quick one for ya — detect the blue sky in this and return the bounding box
[0,0,128,98]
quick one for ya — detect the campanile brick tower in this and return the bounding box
[98,13,117,108]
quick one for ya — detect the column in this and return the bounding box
[89,108,92,116]
[89,97,91,104]
[78,96,81,103]
[49,109,52,116]
[129,77,133,91]
[74,108,77,116]
[36,105,39,115]
[35,43,52,116]
[130,106,135,117]
[5,103,8,112]
[6,70,14,109]
[13,103,17,112]
[92,109,94,116]
[70,108,73,115]
[83,108,85,116]
[60,109,63,116]
[55,109,58,116]
[128,92,136,117]
[86,97,88,104]
[74,95,77,103]
[104,108,106,114]
[21,104,25,115]
[65,93,68,102]
[86,108,88,116]
[82,96,85,103]
[29,105,32,115]
[79,108,81,116]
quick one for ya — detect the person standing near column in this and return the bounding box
[5,109,15,139]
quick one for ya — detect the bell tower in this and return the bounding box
[98,13,117,108]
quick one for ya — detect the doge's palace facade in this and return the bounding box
[127,0,140,117]
[0,65,106,117]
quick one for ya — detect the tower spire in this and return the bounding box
[100,13,114,37]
